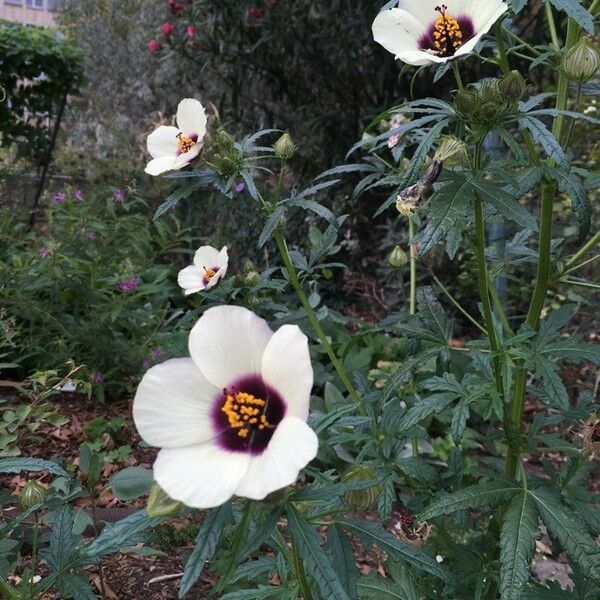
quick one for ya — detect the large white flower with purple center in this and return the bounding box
[133,306,318,508]
[373,0,508,66]
[177,245,229,295]
[145,98,207,176]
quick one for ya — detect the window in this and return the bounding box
[4,0,24,6]
[47,0,57,10]
[26,0,45,8]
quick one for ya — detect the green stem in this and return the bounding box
[273,232,364,412]
[409,218,417,316]
[472,142,503,396]
[564,82,582,150]
[0,579,19,600]
[501,27,542,57]
[562,230,600,273]
[432,275,487,335]
[493,21,511,74]
[562,278,600,290]
[488,276,514,336]
[291,533,314,600]
[452,61,464,90]
[29,512,39,598]
[545,2,561,49]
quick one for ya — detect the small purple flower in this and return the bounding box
[74,189,83,202]
[39,246,50,258]
[113,188,125,203]
[142,358,152,370]
[87,231,97,241]
[118,276,141,294]
[151,347,164,360]
[91,371,104,384]
[53,192,65,204]
[235,181,246,194]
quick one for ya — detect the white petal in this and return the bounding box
[176,98,208,139]
[154,443,249,508]
[189,305,273,388]
[261,324,313,421]
[147,125,180,158]
[178,265,207,294]
[217,246,229,271]
[236,417,318,500]
[372,8,423,58]
[173,143,202,170]
[192,246,222,269]
[145,156,178,176]
[204,269,225,290]
[468,1,508,35]
[133,358,219,448]
[396,0,438,26]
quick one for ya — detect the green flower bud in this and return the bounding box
[343,465,383,512]
[273,132,297,160]
[388,245,409,269]
[433,136,468,167]
[498,70,527,101]
[215,130,236,151]
[563,38,600,82]
[479,79,503,105]
[454,89,478,115]
[147,483,183,517]
[19,481,47,510]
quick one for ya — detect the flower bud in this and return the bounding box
[433,136,468,167]
[388,245,408,269]
[563,38,600,82]
[215,130,236,151]
[498,70,527,101]
[342,465,383,512]
[454,89,477,115]
[273,133,296,160]
[19,481,47,510]
[147,483,183,517]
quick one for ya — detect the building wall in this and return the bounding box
[0,0,56,27]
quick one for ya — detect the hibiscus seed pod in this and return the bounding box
[582,415,600,459]
[343,465,383,512]
[434,136,468,167]
[147,483,183,517]
[389,245,409,269]
[19,481,47,510]
[454,89,478,115]
[498,70,527,101]
[563,38,600,82]
[273,132,297,160]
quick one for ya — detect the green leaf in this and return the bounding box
[357,571,419,600]
[468,177,537,230]
[500,492,540,600]
[396,392,458,431]
[258,205,287,248]
[326,525,359,600]
[109,467,154,501]
[220,586,289,600]
[532,357,569,410]
[57,573,98,600]
[179,502,232,598]
[547,0,594,33]
[416,173,472,259]
[287,506,351,600]
[420,480,523,520]
[531,488,600,586]
[451,400,470,443]
[337,518,450,583]
[518,117,568,168]
[0,457,67,477]
[41,506,80,573]
[153,179,208,221]
[547,168,591,239]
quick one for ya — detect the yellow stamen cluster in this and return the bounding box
[177,133,195,154]
[433,5,463,55]
[203,267,217,280]
[221,391,270,439]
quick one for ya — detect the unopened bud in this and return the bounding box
[434,136,468,167]
[215,130,236,150]
[147,483,183,517]
[273,133,296,160]
[498,70,527,101]
[343,465,383,512]
[454,89,477,115]
[563,38,600,82]
[19,481,47,510]
[389,246,409,268]
[396,160,443,216]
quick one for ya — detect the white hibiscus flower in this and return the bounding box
[133,305,318,508]
[177,245,229,295]
[373,0,508,66]
[145,98,207,176]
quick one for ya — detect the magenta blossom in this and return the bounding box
[91,371,104,384]
[118,276,141,294]
[186,24,196,39]
[151,347,164,360]
[39,246,50,258]
[142,358,152,370]
[74,189,83,202]
[235,181,246,194]
[161,22,174,36]
[53,192,65,204]
[148,39,161,52]
[87,231,97,241]
[113,188,125,203]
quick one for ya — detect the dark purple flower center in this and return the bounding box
[211,374,286,455]
[418,5,475,57]
[202,265,220,286]
[176,133,198,155]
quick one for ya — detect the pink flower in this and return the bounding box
[91,371,104,384]
[113,188,125,203]
[186,24,196,39]
[148,39,161,52]
[53,192,65,204]
[161,22,174,36]
[168,0,184,14]
[142,358,152,370]
[151,347,164,360]
[388,134,401,149]
[235,181,246,194]
[74,189,83,202]
[87,231,97,241]
[249,6,263,18]
[118,276,141,294]
[39,246,50,258]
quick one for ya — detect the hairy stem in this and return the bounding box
[273,231,364,412]
[291,532,314,600]
[562,230,600,273]
[408,218,419,458]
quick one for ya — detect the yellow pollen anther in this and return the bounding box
[221,391,271,438]
[177,133,195,154]
[432,4,463,57]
